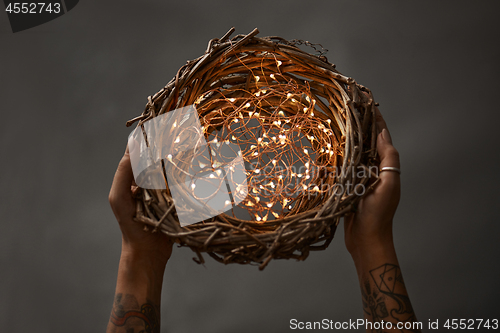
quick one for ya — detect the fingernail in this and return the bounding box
[381,128,392,144]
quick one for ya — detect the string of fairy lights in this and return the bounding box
[168,53,341,223]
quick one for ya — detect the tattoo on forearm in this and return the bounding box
[361,264,420,332]
[109,294,160,333]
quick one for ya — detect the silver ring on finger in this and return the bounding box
[380,166,401,175]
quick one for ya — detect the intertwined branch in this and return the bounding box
[127,27,379,269]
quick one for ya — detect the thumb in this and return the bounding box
[109,145,135,212]
[377,129,400,184]
[378,129,400,169]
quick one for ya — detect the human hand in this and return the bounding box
[344,106,401,258]
[109,145,173,266]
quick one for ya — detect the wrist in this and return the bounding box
[349,238,398,273]
[120,246,169,272]
[120,235,172,268]
[116,251,166,303]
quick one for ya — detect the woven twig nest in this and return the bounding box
[126,28,378,270]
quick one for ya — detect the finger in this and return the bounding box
[377,129,401,184]
[374,105,388,134]
[109,145,135,208]
[372,104,399,171]
[127,136,139,188]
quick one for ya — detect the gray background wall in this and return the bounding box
[1,1,499,332]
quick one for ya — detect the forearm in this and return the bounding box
[106,247,166,333]
[351,236,421,332]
